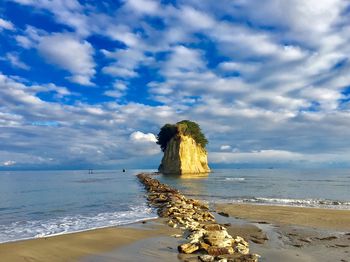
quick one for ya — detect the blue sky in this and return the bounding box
[1,0,350,170]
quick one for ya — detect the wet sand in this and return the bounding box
[215,204,350,262]
[1,205,349,262]
[0,219,181,262]
[215,203,350,230]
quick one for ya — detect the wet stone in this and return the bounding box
[137,173,259,261]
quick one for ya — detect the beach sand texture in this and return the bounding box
[215,203,350,230]
[0,204,349,261]
[0,220,181,262]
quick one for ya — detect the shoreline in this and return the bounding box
[214,201,350,211]
[1,202,349,245]
[0,218,182,262]
[0,217,158,245]
[0,203,349,261]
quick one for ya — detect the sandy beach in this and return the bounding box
[1,204,349,261]
[215,203,350,231]
[0,219,182,262]
[215,204,350,262]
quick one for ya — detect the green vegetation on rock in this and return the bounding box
[157,120,208,152]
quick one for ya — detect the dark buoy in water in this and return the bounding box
[122,169,126,172]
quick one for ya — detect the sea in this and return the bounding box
[0,168,349,243]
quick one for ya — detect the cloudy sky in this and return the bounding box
[1,0,350,170]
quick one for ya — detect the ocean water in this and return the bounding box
[0,169,157,243]
[0,168,349,243]
[157,168,350,209]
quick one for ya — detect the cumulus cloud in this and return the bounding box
[128,131,160,156]
[0,18,14,31]
[2,0,350,169]
[38,33,95,85]
[104,81,128,99]
[101,48,152,78]
[130,131,157,143]
[124,0,160,15]
[12,0,89,36]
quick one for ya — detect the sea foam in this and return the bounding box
[0,204,156,243]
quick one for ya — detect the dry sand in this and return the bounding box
[215,203,350,231]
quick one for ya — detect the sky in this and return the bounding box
[1,0,350,170]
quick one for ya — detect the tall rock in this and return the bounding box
[157,120,210,174]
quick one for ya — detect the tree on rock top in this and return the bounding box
[157,120,208,152]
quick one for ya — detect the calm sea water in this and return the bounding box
[0,168,349,243]
[0,169,157,243]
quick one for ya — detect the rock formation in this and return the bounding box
[137,173,260,261]
[157,120,210,174]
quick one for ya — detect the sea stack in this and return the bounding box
[157,120,210,174]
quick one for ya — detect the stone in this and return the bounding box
[218,211,229,217]
[203,224,224,231]
[137,173,259,261]
[199,241,210,252]
[187,229,206,243]
[207,246,234,256]
[234,243,249,255]
[205,230,230,240]
[205,236,232,247]
[168,220,178,228]
[178,243,199,254]
[198,254,215,262]
[233,236,249,246]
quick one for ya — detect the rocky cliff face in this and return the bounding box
[159,134,210,174]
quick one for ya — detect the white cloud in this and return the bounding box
[104,81,128,99]
[129,131,160,156]
[4,53,30,70]
[104,90,123,99]
[220,145,231,151]
[38,33,95,85]
[210,150,304,164]
[178,6,215,29]
[130,131,157,143]
[15,26,44,49]
[101,48,152,78]
[12,0,89,36]
[0,18,14,31]
[210,149,350,166]
[300,87,343,111]
[2,160,16,166]
[124,0,160,15]
[3,0,350,168]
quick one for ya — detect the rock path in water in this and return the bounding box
[137,173,260,262]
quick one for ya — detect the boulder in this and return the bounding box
[198,254,215,262]
[178,243,199,254]
[207,246,234,256]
